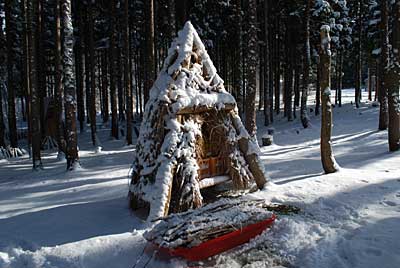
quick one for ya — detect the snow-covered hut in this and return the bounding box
[129,22,267,220]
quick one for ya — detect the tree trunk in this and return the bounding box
[367,67,372,101]
[274,16,281,114]
[75,0,85,131]
[38,0,46,140]
[101,51,109,123]
[88,2,97,147]
[21,0,31,144]
[29,0,42,169]
[110,0,119,139]
[293,58,300,119]
[263,0,270,126]
[338,50,343,107]
[245,0,258,137]
[117,47,125,122]
[0,87,4,148]
[379,0,389,130]
[0,15,6,147]
[5,0,18,148]
[284,19,293,122]
[55,0,66,155]
[315,59,321,116]
[62,0,79,170]
[259,47,264,111]
[355,1,362,108]
[320,26,339,174]
[84,8,91,125]
[234,0,243,117]
[144,0,155,105]
[387,2,400,152]
[125,0,133,145]
[301,0,311,128]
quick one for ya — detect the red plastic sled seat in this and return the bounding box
[158,214,276,261]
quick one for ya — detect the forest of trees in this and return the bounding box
[0,0,399,171]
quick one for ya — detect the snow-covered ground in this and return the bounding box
[0,89,399,268]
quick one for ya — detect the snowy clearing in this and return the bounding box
[0,89,399,268]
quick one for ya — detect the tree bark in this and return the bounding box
[29,0,42,169]
[55,0,66,155]
[125,0,133,145]
[5,0,18,148]
[274,16,281,114]
[338,50,343,107]
[355,1,362,108]
[263,0,271,126]
[62,0,79,170]
[109,0,119,139]
[320,26,339,174]
[144,0,155,105]
[315,59,321,116]
[245,0,258,137]
[88,2,97,147]
[301,0,311,128]
[234,0,243,117]
[117,47,125,122]
[101,51,109,124]
[75,0,85,131]
[0,15,6,147]
[379,0,389,130]
[387,2,400,152]
[21,0,31,145]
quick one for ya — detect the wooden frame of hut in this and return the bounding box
[128,22,267,220]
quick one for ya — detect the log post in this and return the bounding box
[230,110,267,189]
[319,26,339,174]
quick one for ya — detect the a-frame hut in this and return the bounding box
[129,22,267,220]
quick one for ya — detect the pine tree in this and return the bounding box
[62,0,79,170]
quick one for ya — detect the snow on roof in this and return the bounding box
[151,21,236,114]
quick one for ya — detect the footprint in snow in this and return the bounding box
[396,192,400,198]
[360,179,369,183]
[381,200,397,207]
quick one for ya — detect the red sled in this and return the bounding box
[158,213,276,261]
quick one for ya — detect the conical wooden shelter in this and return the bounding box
[129,22,267,220]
